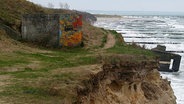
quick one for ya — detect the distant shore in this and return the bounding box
[94,14,122,18]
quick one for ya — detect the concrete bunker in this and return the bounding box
[21,14,82,47]
[151,45,181,72]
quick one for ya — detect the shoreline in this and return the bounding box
[94,14,122,18]
[0,0,177,103]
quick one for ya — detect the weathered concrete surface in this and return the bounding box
[22,14,60,47]
[22,14,83,47]
[151,45,181,72]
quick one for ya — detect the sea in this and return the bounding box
[92,11,184,104]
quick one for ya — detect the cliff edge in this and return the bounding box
[0,0,176,104]
[77,55,176,104]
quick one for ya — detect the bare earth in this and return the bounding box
[103,33,115,49]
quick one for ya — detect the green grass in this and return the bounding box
[109,30,118,35]
[0,84,49,97]
[108,30,124,45]
[0,83,65,103]
[107,30,155,57]
[0,47,99,76]
[100,34,107,47]
[14,49,97,68]
[107,44,155,57]
[100,28,108,34]
[77,56,99,65]
[0,59,28,67]
[0,70,80,102]
[0,52,30,68]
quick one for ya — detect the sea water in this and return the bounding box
[94,15,184,104]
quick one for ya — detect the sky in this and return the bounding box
[28,0,184,12]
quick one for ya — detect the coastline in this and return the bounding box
[94,14,122,18]
[0,1,177,103]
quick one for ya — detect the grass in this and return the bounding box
[0,84,48,97]
[107,44,154,57]
[109,30,124,45]
[0,0,46,31]
[0,34,156,103]
[0,0,156,102]
[0,47,98,74]
[0,59,28,67]
[0,27,156,104]
[106,30,155,58]
[0,52,30,68]
[0,47,99,101]
[100,34,107,47]
[14,48,97,68]
[0,83,64,104]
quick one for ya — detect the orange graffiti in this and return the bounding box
[59,14,82,47]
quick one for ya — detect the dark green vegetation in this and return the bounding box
[0,48,98,73]
[108,30,155,58]
[107,44,154,57]
[0,0,46,32]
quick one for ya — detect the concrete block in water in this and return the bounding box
[151,45,181,72]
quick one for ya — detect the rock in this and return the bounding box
[151,45,166,51]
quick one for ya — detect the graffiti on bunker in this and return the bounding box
[59,14,82,47]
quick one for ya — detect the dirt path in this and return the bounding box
[103,33,116,49]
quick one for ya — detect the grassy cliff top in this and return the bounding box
[0,27,155,103]
[0,0,156,103]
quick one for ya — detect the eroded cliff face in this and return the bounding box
[76,56,176,104]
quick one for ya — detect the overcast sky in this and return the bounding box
[28,0,184,12]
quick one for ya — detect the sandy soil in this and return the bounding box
[103,33,115,49]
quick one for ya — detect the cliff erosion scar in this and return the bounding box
[77,55,176,104]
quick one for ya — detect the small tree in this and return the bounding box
[47,3,54,8]
[59,3,64,9]
[64,3,70,9]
